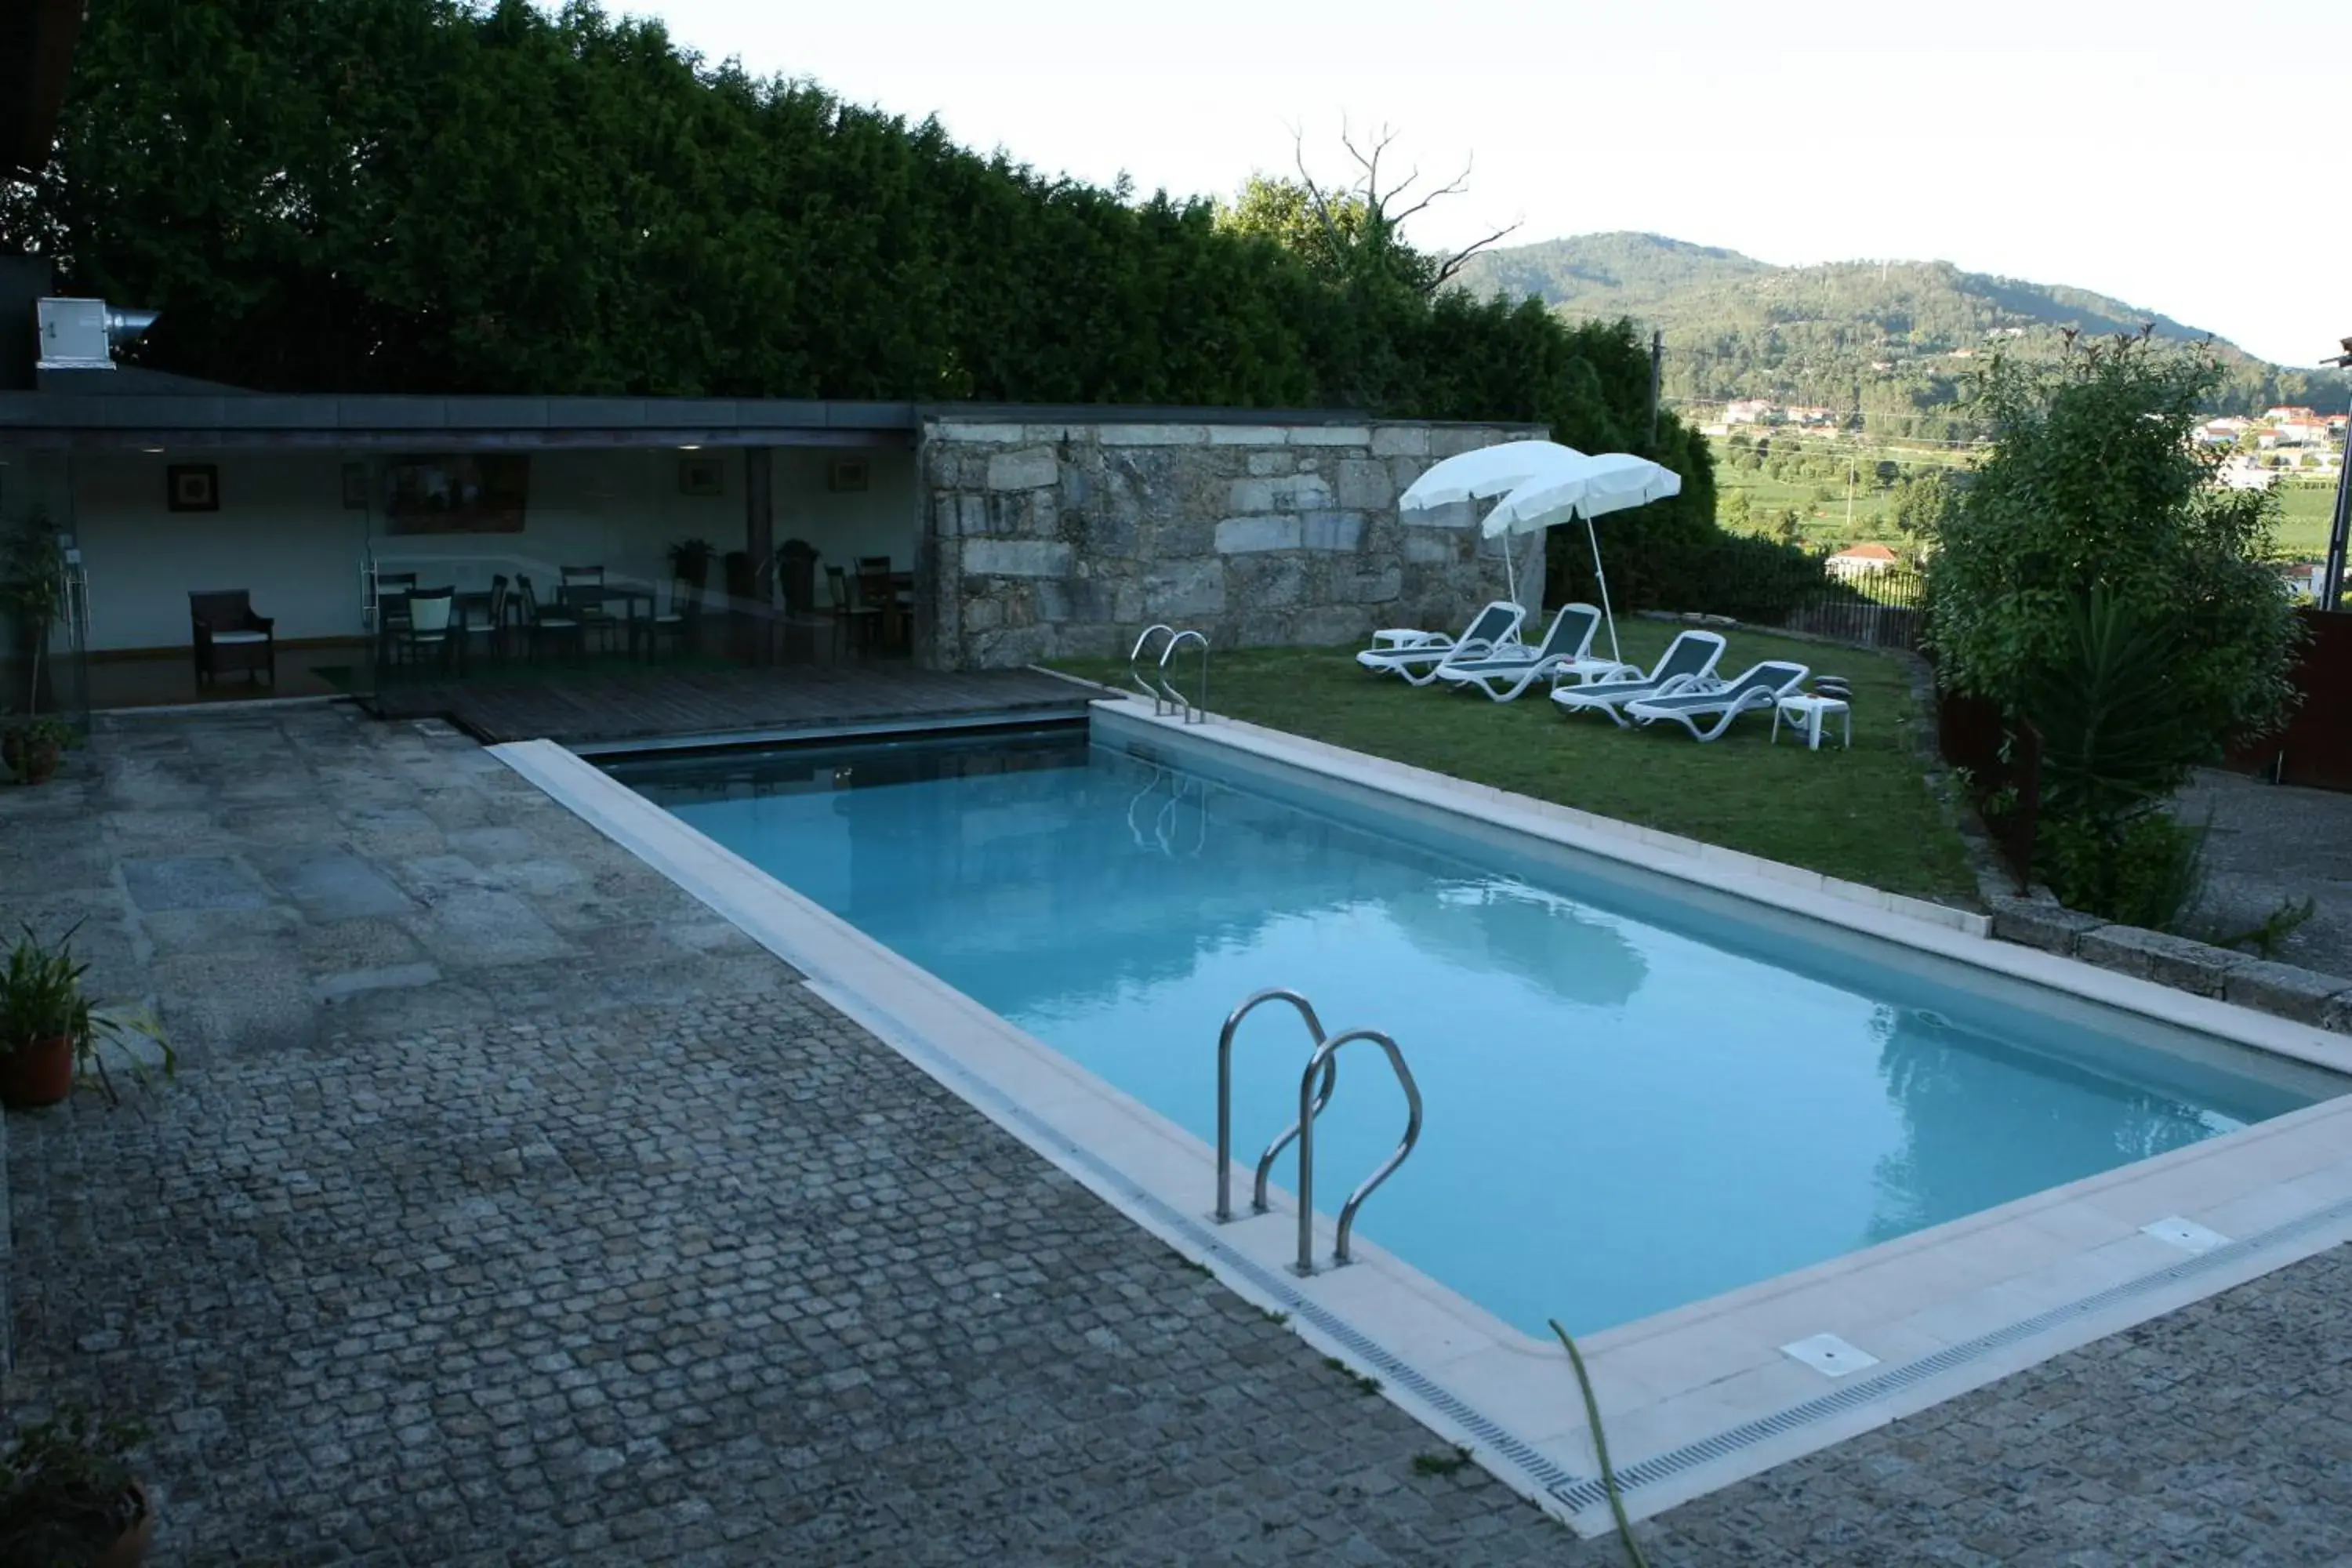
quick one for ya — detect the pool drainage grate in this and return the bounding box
[1544,1189,2352,1517]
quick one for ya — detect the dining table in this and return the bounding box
[559,583,661,659]
[861,570,916,655]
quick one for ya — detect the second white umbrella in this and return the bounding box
[1482,454,1684,666]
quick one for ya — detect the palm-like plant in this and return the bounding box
[2024,586,2207,825]
[2023,587,2214,927]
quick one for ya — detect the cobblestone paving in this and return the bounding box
[1638,1246,2352,1566]
[3,706,2348,1565]
[0,707,1576,1564]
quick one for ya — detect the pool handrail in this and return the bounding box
[1159,628,1210,724]
[1128,624,1180,713]
[1215,987,1338,1223]
[1294,1027,1424,1275]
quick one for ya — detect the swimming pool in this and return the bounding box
[609,725,2343,1338]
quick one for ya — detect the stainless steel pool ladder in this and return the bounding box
[1127,624,1210,724]
[1214,988,1425,1276]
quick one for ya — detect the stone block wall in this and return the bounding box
[917,417,1548,670]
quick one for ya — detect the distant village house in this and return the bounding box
[1826,542,1901,579]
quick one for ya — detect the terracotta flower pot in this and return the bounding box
[0,1033,76,1109]
[94,1482,156,1568]
[2,731,60,785]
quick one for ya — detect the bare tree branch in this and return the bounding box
[1430,221,1524,289]
[1292,121,1516,295]
[1290,122,1350,260]
[1385,164,1472,230]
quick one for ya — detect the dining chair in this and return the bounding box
[465,574,513,663]
[376,570,419,633]
[855,561,909,656]
[387,586,458,674]
[825,565,882,658]
[370,572,419,676]
[189,590,277,688]
[645,575,699,662]
[516,574,584,662]
[560,564,618,653]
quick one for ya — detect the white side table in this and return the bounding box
[1772,695,1851,752]
[1370,628,1437,649]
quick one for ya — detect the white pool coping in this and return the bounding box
[494,717,2352,1537]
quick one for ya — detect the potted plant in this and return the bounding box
[0,924,171,1110]
[0,1406,156,1566]
[1,712,73,786]
[1,511,73,782]
[666,538,717,596]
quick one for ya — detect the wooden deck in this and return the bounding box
[365,662,1100,750]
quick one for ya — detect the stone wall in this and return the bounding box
[916,417,1548,670]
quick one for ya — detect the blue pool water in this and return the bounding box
[611,726,2341,1336]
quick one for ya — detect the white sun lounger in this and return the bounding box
[1622,660,1810,742]
[1551,630,1729,726]
[1433,603,1628,702]
[1355,601,1527,687]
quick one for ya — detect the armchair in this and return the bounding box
[189,590,276,688]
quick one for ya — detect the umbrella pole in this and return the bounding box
[1586,514,1620,666]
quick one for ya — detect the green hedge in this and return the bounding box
[6,0,1714,550]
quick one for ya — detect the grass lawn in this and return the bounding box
[1055,620,1980,905]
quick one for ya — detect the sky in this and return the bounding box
[626,0,2350,369]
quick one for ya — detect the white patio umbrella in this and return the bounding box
[1480,452,1683,666]
[1398,439,1588,602]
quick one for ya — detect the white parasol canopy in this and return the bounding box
[1396,439,1589,511]
[1399,440,1588,603]
[1480,453,1684,666]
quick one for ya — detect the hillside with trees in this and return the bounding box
[1454,233,2347,438]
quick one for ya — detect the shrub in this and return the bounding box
[1551,515,1822,622]
[1926,333,2303,756]
[1926,334,2303,923]
[2038,811,2206,932]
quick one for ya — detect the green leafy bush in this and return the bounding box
[1927,334,2303,754]
[2038,811,2207,933]
[1926,335,2303,926]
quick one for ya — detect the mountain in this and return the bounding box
[1451,233,2346,434]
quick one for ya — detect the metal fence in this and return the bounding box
[1781,566,1926,650]
[1707,554,1927,652]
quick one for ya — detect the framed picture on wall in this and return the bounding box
[166,463,220,513]
[677,456,725,497]
[341,462,370,510]
[828,456,869,493]
[383,454,530,535]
